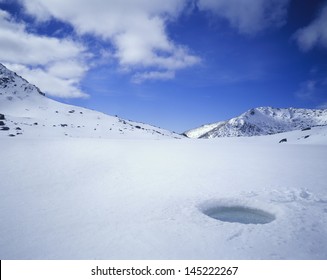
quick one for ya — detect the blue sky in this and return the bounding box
[0,0,327,132]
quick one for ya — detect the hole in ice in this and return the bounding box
[203,206,275,224]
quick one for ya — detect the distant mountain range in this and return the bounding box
[184,107,327,138]
[0,63,181,139]
[1,62,327,140]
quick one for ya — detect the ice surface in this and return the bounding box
[203,206,275,224]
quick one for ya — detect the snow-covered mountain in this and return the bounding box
[0,63,182,139]
[185,107,327,138]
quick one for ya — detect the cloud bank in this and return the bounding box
[18,0,200,82]
[0,0,298,99]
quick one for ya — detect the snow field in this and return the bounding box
[1,135,326,259]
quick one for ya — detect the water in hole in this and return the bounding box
[203,206,275,224]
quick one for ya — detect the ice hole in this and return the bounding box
[203,206,275,224]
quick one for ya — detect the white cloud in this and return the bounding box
[48,61,88,80]
[0,10,85,65]
[294,4,327,51]
[197,0,290,35]
[18,0,200,81]
[0,10,89,98]
[132,71,175,84]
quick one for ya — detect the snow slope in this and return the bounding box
[185,107,327,138]
[0,126,327,259]
[0,63,182,139]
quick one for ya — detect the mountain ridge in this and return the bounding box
[0,63,182,139]
[2,62,327,140]
[185,106,327,138]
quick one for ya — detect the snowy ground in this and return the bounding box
[1,127,327,259]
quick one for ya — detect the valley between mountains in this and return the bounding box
[1,63,327,259]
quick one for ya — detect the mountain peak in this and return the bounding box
[185,106,327,138]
